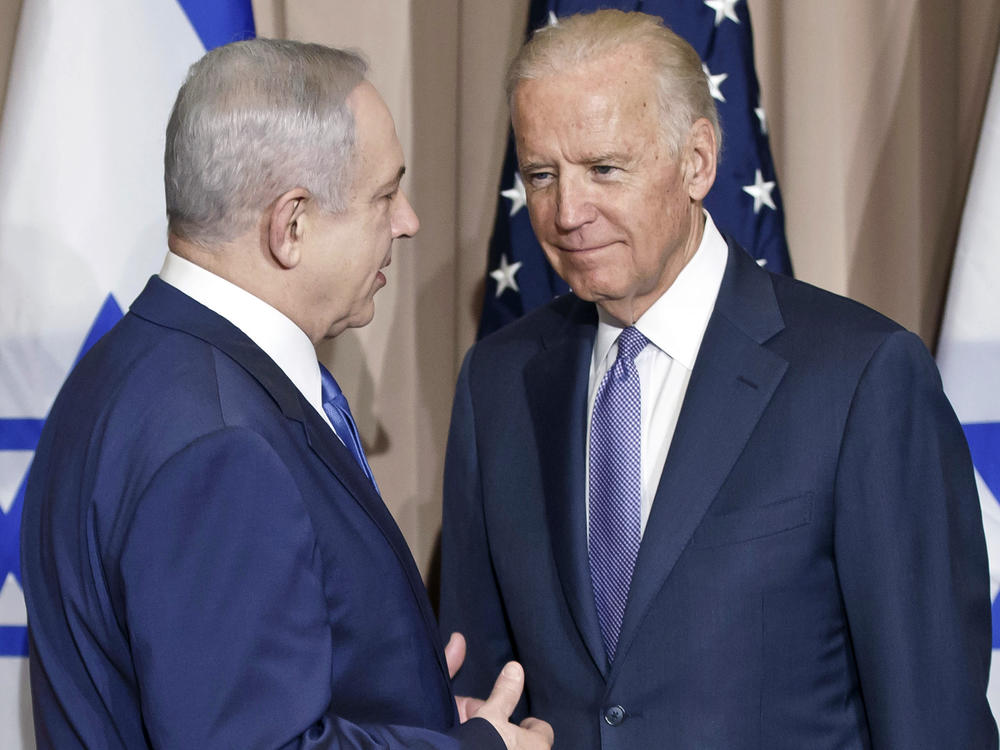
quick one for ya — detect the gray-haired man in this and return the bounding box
[22,38,552,750]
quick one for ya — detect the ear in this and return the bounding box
[684,118,718,202]
[268,188,310,269]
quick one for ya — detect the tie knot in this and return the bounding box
[615,326,648,363]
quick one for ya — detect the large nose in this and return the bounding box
[391,189,420,238]
[554,175,595,232]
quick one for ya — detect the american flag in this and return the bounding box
[479,0,791,337]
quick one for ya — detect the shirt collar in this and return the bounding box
[594,211,728,370]
[158,251,324,415]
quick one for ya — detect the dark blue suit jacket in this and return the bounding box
[21,277,501,749]
[439,241,996,749]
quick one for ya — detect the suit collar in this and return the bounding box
[131,275,310,423]
[158,253,327,421]
[133,277,387,522]
[712,237,787,344]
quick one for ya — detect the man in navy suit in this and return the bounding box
[21,38,552,749]
[439,10,996,749]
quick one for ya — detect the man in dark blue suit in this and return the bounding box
[21,38,552,750]
[439,10,996,749]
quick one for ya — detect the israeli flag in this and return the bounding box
[936,43,1000,728]
[0,2,253,746]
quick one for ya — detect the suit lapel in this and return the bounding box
[131,277,452,684]
[524,298,610,675]
[299,408,454,684]
[612,243,789,674]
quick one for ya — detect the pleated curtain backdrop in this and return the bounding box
[0,0,995,580]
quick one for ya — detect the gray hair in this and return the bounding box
[506,9,722,158]
[165,38,368,244]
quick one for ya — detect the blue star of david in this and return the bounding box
[962,422,1000,648]
[0,294,123,657]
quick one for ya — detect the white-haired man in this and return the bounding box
[440,10,994,749]
[22,38,551,750]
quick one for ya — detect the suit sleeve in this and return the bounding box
[833,330,997,748]
[439,351,523,712]
[120,426,501,750]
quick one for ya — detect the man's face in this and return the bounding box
[512,46,713,324]
[300,81,419,341]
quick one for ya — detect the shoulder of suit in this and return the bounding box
[766,270,905,340]
[476,294,593,348]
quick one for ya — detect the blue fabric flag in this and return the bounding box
[479,0,791,338]
[177,0,256,50]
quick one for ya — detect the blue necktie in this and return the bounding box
[319,364,378,491]
[589,326,648,661]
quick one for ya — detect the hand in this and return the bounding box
[445,632,466,680]
[445,632,478,721]
[445,632,553,747]
[471,662,554,750]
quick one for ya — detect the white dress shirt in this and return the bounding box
[158,251,338,434]
[586,212,728,537]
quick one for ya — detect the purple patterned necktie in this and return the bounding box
[589,326,648,661]
[320,364,379,492]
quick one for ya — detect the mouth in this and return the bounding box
[375,255,391,288]
[556,241,618,254]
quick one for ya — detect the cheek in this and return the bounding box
[357,214,389,259]
[377,206,393,233]
[634,182,686,239]
[375,213,396,253]
[526,193,555,230]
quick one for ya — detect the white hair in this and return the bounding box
[165,38,368,244]
[507,9,722,158]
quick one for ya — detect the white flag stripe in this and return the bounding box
[0,0,204,413]
[0,573,26,627]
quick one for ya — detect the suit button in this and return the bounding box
[603,705,626,726]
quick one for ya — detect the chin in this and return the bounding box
[348,306,376,330]
[563,278,619,305]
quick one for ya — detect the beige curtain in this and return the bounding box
[2,0,997,582]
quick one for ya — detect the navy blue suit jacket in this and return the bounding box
[22,277,501,749]
[439,241,996,749]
